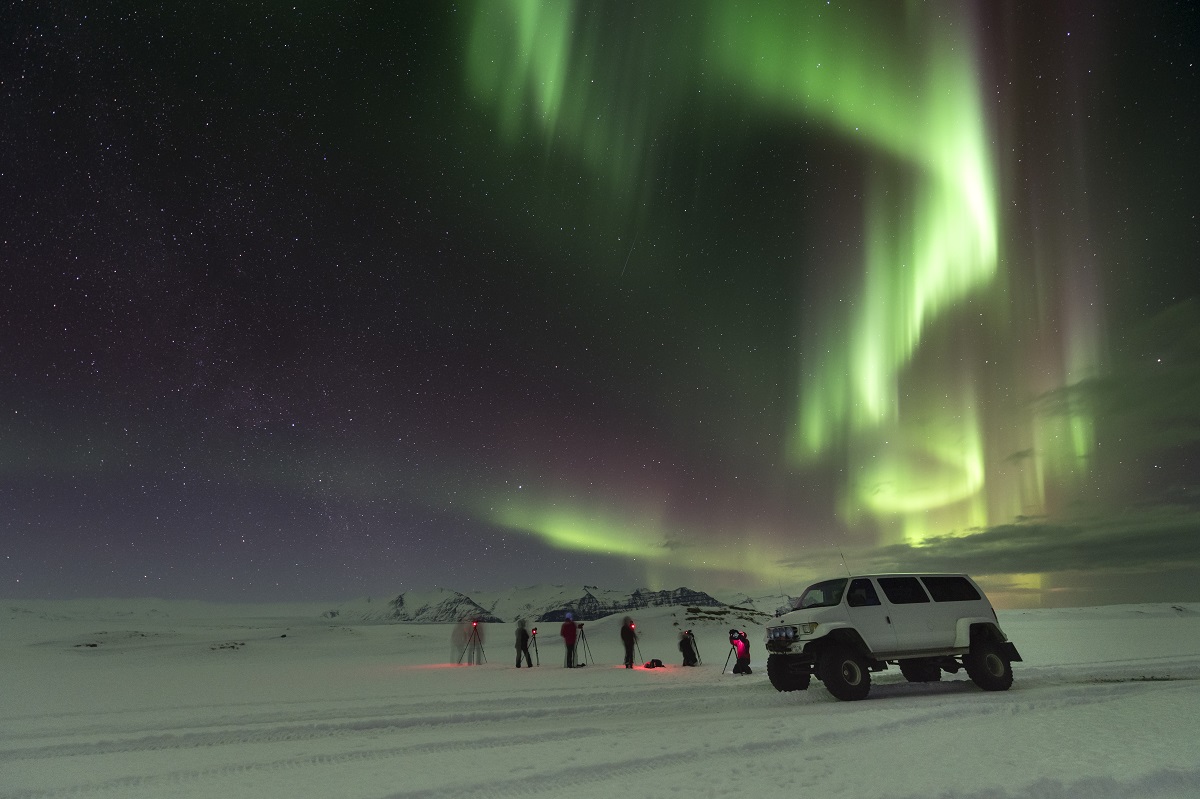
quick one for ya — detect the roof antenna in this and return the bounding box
[838,550,852,578]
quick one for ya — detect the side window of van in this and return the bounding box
[846,578,881,607]
[921,575,982,602]
[878,576,931,604]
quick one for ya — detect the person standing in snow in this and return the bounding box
[620,616,638,669]
[730,629,752,674]
[679,629,698,666]
[515,619,533,668]
[560,612,579,668]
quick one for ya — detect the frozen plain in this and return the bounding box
[3,600,1199,799]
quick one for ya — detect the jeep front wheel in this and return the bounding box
[818,645,871,701]
[767,654,811,692]
[965,639,1013,691]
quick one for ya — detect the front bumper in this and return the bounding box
[764,633,814,659]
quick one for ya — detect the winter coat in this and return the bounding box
[680,636,697,664]
[560,620,578,645]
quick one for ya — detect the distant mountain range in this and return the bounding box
[368,585,740,624]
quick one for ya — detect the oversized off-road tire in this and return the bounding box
[767,654,811,692]
[818,645,871,701]
[899,658,942,683]
[965,639,1014,691]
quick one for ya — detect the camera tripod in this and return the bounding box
[529,627,540,666]
[722,644,736,674]
[458,621,486,665]
[573,624,595,667]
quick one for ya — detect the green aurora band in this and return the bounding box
[706,4,1002,538]
[465,1,1097,577]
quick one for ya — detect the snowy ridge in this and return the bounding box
[524,585,725,622]
[386,587,503,624]
[712,590,796,616]
[387,584,726,623]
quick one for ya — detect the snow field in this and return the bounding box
[3,602,1199,798]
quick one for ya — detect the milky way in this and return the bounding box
[3,1,1199,604]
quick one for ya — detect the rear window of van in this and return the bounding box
[921,575,982,602]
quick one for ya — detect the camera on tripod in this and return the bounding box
[531,627,537,636]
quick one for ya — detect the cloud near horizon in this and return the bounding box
[780,507,1200,581]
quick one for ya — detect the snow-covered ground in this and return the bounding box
[3,600,1199,798]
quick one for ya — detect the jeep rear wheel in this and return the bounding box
[818,645,871,700]
[767,654,811,692]
[899,658,942,683]
[965,639,1013,691]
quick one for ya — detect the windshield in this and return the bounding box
[796,578,847,610]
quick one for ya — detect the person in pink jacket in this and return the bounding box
[730,629,752,674]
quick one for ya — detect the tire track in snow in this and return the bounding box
[0,704,597,763]
[9,680,692,739]
[362,680,1200,799]
[0,685,711,763]
[0,728,603,799]
[7,671,1194,799]
[6,673,1185,764]
[880,765,1200,799]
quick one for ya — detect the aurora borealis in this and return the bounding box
[4,2,1199,605]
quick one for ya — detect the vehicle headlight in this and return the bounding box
[799,622,819,635]
[767,626,797,641]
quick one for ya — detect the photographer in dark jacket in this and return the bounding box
[620,616,638,669]
[515,619,533,668]
[680,629,698,666]
[560,612,578,668]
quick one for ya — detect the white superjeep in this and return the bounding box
[764,573,1021,700]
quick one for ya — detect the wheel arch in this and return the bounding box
[954,618,1005,649]
[812,626,871,658]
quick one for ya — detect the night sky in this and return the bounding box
[4,1,1199,606]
